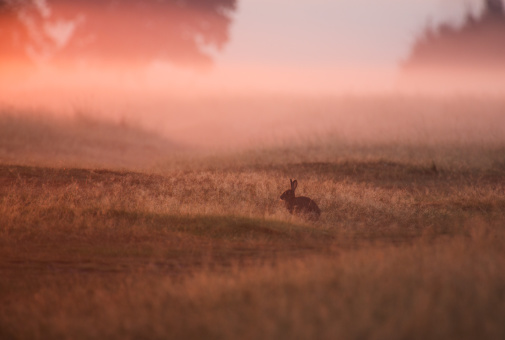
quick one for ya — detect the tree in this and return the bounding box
[0,0,237,69]
[485,0,504,15]
[402,0,505,75]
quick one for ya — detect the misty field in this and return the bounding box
[1,96,505,339]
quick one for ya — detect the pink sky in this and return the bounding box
[193,0,485,93]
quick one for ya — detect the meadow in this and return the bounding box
[1,96,505,339]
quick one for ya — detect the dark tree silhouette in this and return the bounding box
[0,0,237,69]
[486,0,505,14]
[402,0,505,76]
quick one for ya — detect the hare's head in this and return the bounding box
[280,179,297,201]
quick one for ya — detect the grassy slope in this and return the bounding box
[0,112,182,169]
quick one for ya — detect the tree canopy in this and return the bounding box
[0,0,237,68]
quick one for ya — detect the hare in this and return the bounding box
[280,179,320,221]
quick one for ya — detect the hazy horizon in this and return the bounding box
[2,0,503,108]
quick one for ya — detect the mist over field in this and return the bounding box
[2,1,505,339]
[1,0,505,154]
[2,95,505,170]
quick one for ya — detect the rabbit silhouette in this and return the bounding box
[280,179,320,221]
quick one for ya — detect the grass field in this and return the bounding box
[1,96,505,339]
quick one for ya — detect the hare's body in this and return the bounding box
[280,179,320,221]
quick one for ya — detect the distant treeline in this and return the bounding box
[402,0,505,74]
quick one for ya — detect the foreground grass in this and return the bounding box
[2,233,505,340]
[1,161,505,339]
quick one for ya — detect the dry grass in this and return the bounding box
[1,96,505,339]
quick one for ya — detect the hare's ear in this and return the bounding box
[290,179,293,188]
[292,180,298,191]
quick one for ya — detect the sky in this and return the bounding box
[220,0,482,67]
[0,0,490,102]
[144,0,486,94]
